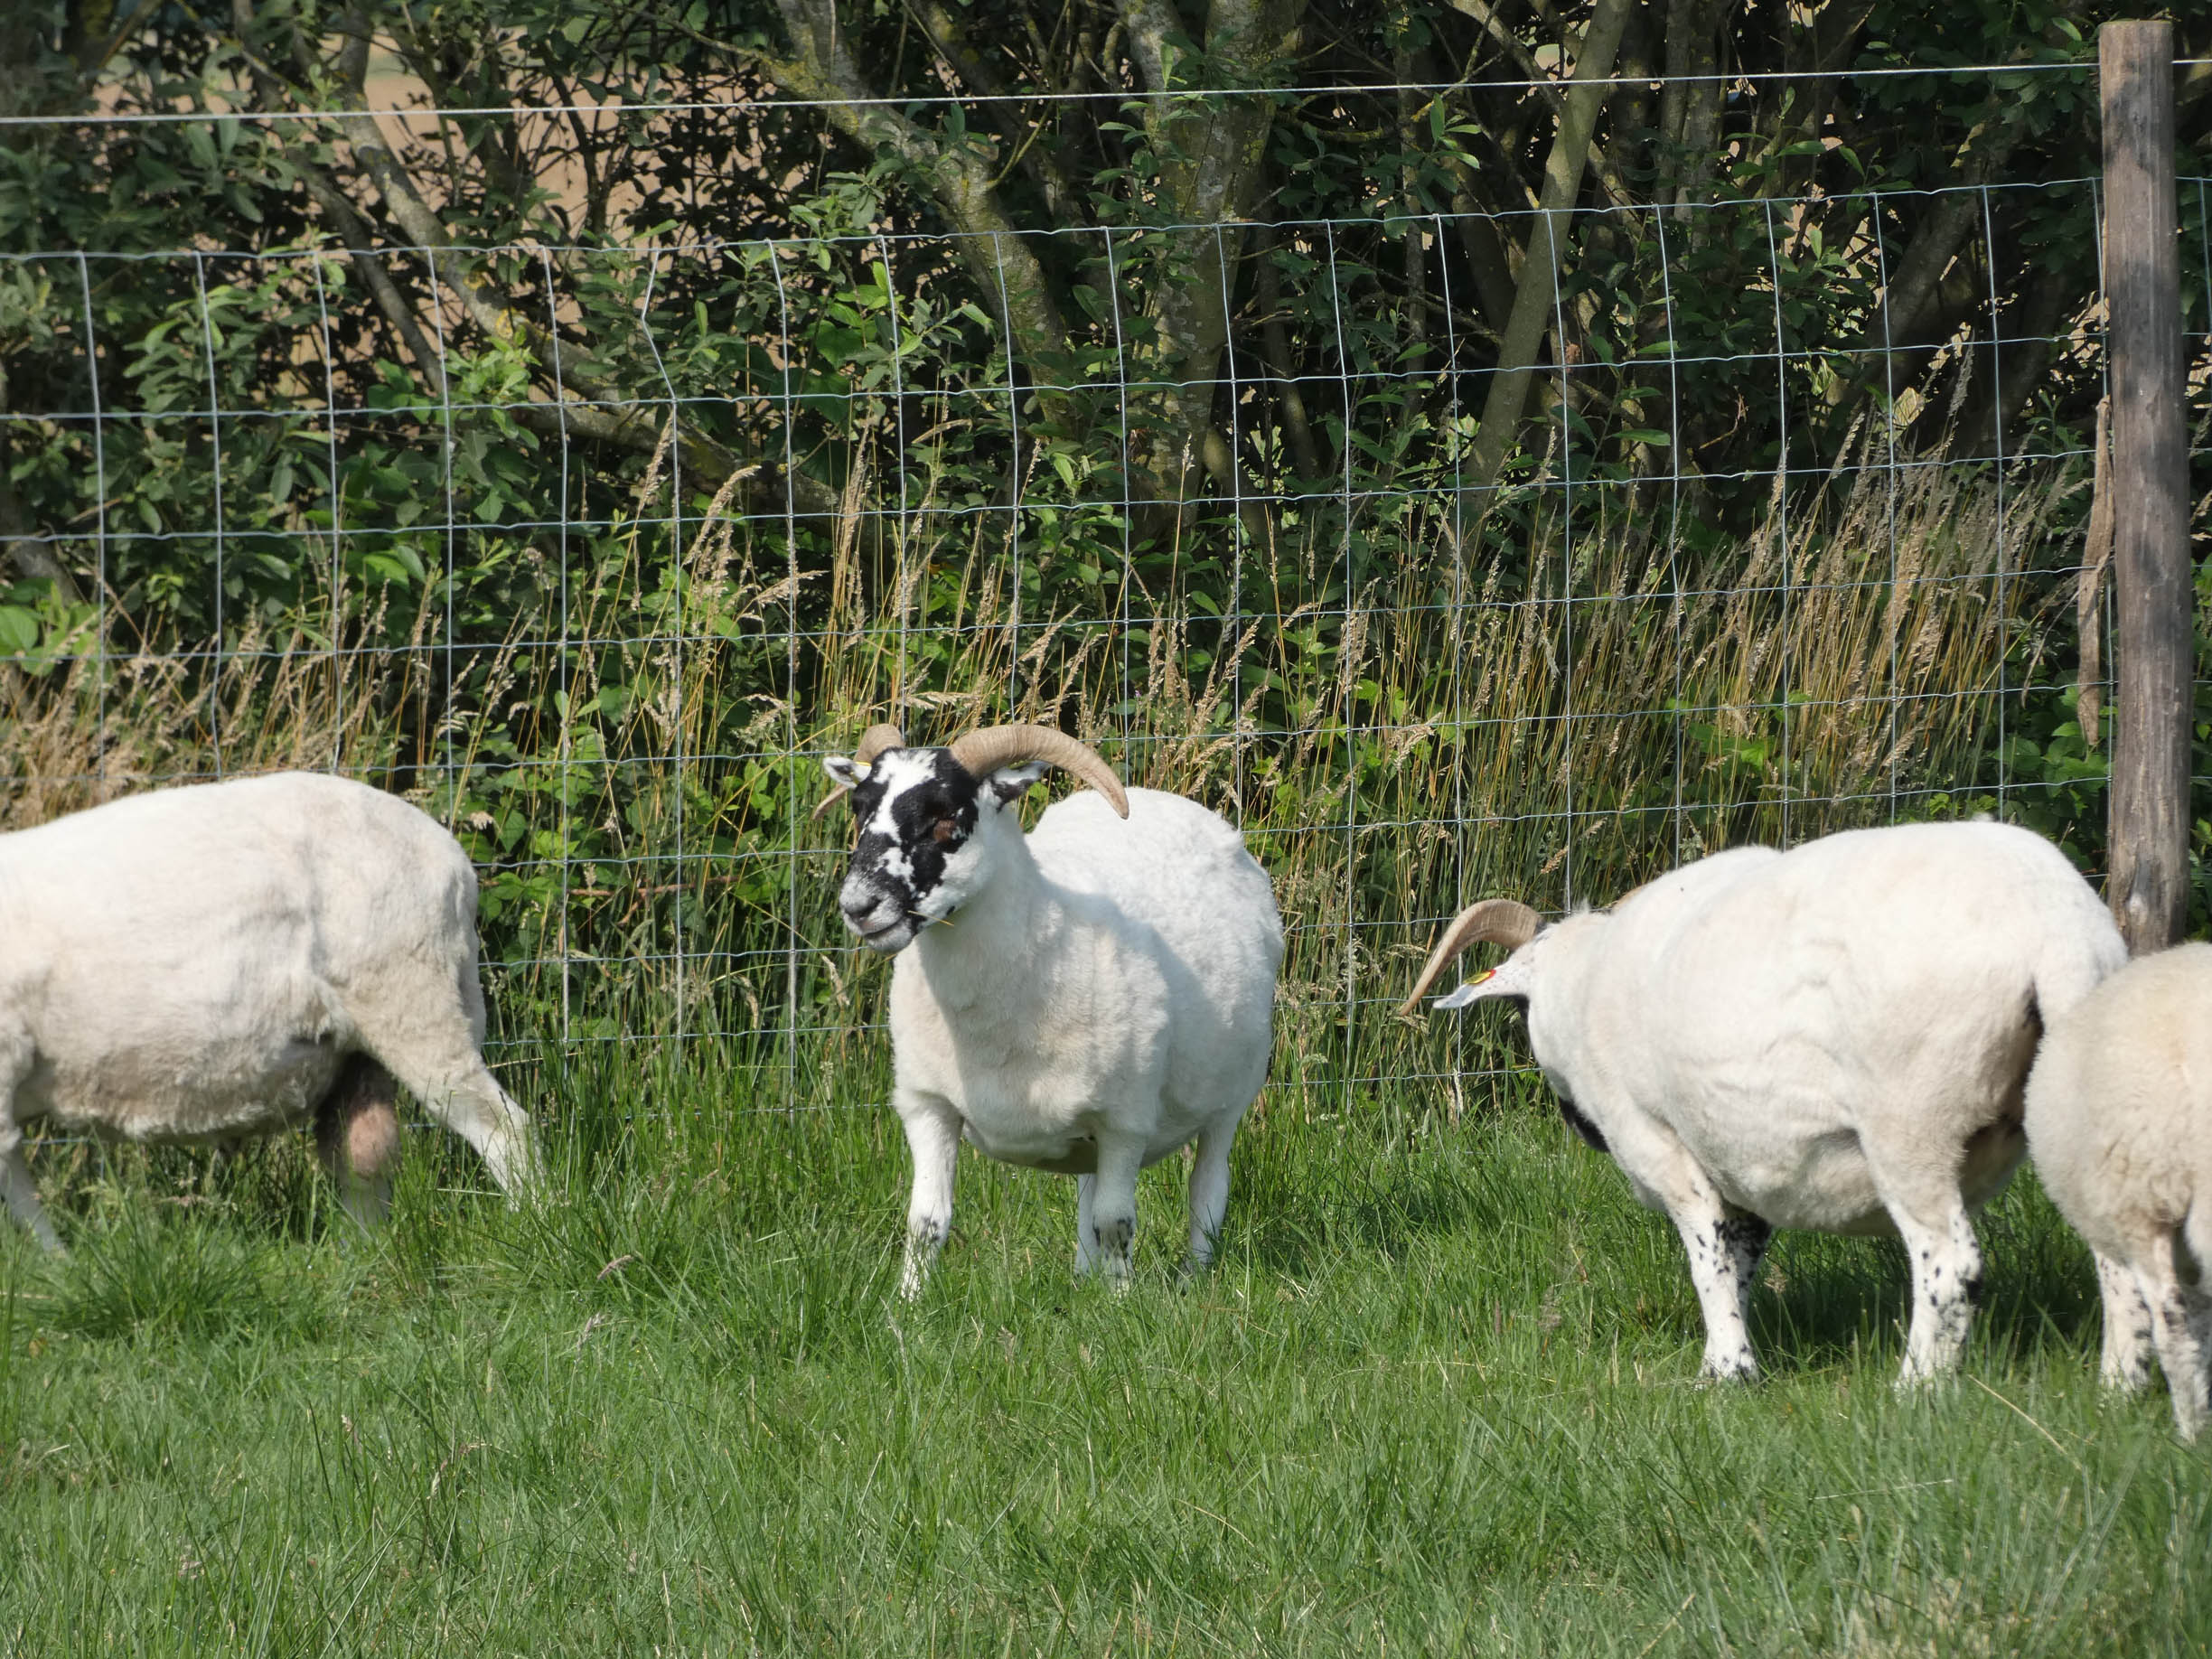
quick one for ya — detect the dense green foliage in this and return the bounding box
[0,4,2210,1058]
[4,1065,2210,1654]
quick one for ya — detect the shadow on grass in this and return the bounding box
[1223,1096,2110,1384]
[1742,1178,2103,1380]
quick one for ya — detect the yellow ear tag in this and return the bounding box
[1471,968,1495,984]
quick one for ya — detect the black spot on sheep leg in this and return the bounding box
[1707,1213,1764,1340]
[1673,1197,1762,1383]
[1092,1214,1135,1279]
[1713,1212,1774,1327]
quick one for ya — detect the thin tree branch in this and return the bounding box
[763,0,1074,406]
[906,0,1084,221]
[224,0,448,392]
[1444,0,1631,207]
[236,6,844,523]
[1467,0,1635,489]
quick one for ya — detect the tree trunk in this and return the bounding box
[1119,0,1300,523]
[768,0,1075,417]
[1664,0,1733,222]
[1467,0,1636,490]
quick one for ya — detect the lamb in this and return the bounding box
[2023,942,2212,1438]
[819,722,1282,1293]
[1401,821,2126,1384]
[0,772,542,1249]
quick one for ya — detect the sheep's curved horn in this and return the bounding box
[947,724,1129,818]
[853,723,906,764]
[811,723,908,820]
[1398,898,1542,1017]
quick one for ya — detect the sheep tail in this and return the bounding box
[2029,922,2129,1029]
[2185,1202,2212,1289]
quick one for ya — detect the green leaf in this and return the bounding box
[0,606,37,656]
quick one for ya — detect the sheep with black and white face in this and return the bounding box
[820,723,1282,1294]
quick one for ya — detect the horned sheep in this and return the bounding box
[1403,820,2126,1384]
[819,723,1282,1293]
[0,772,541,1248]
[2024,941,2212,1439]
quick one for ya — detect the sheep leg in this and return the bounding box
[1668,1196,1767,1381]
[341,950,542,1200]
[1601,1110,1760,1378]
[1865,1156,1982,1386]
[398,1060,539,1197]
[1074,1174,1101,1277]
[0,1136,60,1254]
[896,1094,961,1299]
[1720,1205,1774,1336]
[2135,1232,2211,1441]
[355,1015,540,1200]
[0,1039,58,1253]
[2095,1251,2156,1395]
[313,1055,401,1232]
[1182,1119,1237,1278]
[1084,1130,1144,1290]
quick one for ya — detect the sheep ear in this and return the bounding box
[822,755,870,789]
[983,761,1047,806]
[1434,951,1536,1008]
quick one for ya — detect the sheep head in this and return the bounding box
[1399,898,1544,1017]
[819,722,1129,953]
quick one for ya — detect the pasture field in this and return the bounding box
[1,1049,2207,1657]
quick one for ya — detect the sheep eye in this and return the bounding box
[931,818,959,844]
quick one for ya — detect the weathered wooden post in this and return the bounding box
[2101,20,2192,954]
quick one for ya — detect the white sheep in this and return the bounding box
[0,772,542,1248]
[1402,821,2126,1384]
[2024,941,2212,1438]
[819,723,1282,1292]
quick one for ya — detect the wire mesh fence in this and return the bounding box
[4,71,2210,1122]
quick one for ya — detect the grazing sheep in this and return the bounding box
[820,723,1281,1293]
[0,773,541,1249]
[1402,821,2125,1384]
[2024,942,2212,1438]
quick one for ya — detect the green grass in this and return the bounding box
[2,1054,2207,1657]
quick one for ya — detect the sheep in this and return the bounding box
[1401,821,2126,1384]
[2023,941,2212,1438]
[819,722,1282,1293]
[0,772,542,1249]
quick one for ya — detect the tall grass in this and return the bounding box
[0,426,2083,1123]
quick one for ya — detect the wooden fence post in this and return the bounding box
[2101,20,2192,955]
